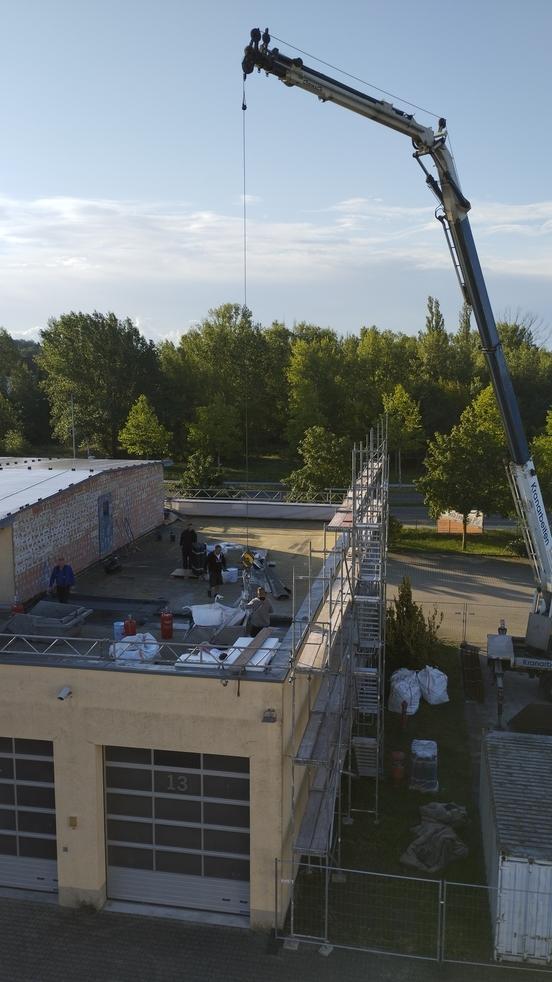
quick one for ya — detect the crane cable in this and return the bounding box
[242,77,250,551]
[269,34,442,120]
[269,34,459,169]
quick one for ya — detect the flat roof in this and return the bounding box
[0,457,158,522]
[0,518,332,683]
[484,731,552,861]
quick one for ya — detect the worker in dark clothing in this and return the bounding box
[179,522,197,570]
[205,544,226,598]
[49,556,75,603]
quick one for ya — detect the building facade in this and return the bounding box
[0,459,164,604]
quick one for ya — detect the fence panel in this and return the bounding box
[278,860,441,959]
[442,881,494,964]
[443,880,552,970]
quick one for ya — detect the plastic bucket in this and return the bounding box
[113,621,125,642]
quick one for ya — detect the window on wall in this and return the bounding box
[104,747,250,881]
[0,739,57,861]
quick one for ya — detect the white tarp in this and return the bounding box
[186,601,246,629]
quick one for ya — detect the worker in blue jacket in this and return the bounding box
[49,555,75,603]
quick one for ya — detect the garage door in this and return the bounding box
[0,738,58,892]
[105,747,250,916]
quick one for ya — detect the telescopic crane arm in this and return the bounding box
[243,29,552,633]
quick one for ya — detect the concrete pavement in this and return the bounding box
[0,896,545,982]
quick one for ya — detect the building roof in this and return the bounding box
[0,457,157,523]
[483,731,552,861]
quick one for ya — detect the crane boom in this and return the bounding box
[242,29,552,637]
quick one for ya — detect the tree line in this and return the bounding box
[1,298,552,525]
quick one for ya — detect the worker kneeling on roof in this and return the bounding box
[244,587,273,637]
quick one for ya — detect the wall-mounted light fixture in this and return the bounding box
[262,708,277,723]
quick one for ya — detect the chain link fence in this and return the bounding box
[276,860,552,971]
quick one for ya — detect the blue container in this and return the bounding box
[113,621,125,642]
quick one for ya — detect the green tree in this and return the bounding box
[416,386,509,549]
[287,327,349,451]
[386,577,442,676]
[171,451,222,494]
[532,411,552,504]
[260,322,292,447]
[0,392,20,442]
[3,428,27,454]
[425,295,445,334]
[8,362,52,445]
[285,426,350,500]
[382,384,423,483]
[118,395,172,458]
[0,329,20,389]
[181,304,268,456]
[156,338,203,457]
[187,396,242,465]
[451,302,481,389]
[38,311,160,455]
[418,295,450,380]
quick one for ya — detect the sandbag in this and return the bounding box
[388,668,421,715]
[417,665,449,705]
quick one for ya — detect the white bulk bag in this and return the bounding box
[388,668,421,715]
[417,665,449,705]
[110,632,160,663]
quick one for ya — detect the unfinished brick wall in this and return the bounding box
[12,463,164,601]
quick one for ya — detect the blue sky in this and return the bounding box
[1,0,551,342]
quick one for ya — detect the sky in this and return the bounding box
[1,0,551,344]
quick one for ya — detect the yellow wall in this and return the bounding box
[0,663,286,926]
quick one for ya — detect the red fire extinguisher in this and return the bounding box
[390,750,406,787]
[11,596,24,615]
[123,614,137,637]
[160,609,173,640]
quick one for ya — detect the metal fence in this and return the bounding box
[275,860,552,970]
[386,598,530,649]
[164,485,348,504]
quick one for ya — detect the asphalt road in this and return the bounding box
[389,487,516,529]
[388,549,534,645]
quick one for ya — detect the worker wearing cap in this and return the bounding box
[244,587,273,637]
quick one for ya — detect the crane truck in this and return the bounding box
[242,28,552,701]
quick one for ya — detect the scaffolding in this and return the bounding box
[287,422,388,866]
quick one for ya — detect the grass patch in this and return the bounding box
[341,643,485,885]
[287,643,492,956]
[392,526,521,558]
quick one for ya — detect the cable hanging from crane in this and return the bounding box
[242,76,250,550]
[269,33,441,120]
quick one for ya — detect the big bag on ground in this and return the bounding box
[388,668,421,715]
[417,665,449,705]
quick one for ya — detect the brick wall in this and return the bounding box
[12,463,164,601]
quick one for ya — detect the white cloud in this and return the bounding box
[0,191,550,338]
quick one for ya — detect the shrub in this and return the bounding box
[386,576,442,678]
